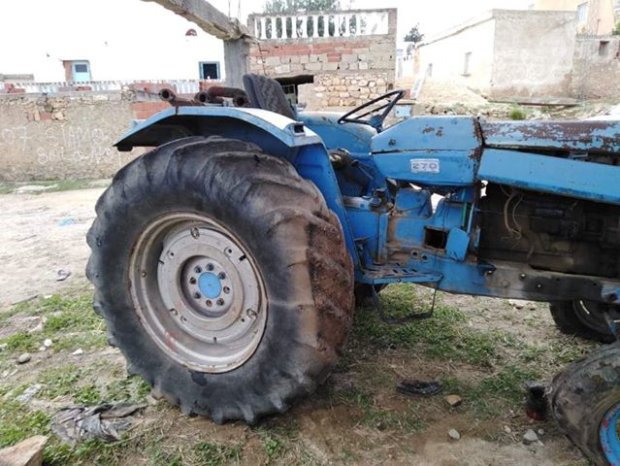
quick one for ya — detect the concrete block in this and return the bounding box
[305,62,322,71]
[265,56,280,66]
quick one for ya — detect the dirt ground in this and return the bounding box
[0,187,594,465]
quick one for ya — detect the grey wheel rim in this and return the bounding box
[129,212,267,373]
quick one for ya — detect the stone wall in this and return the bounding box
[247,9,397,108]
[0,93,168,181]
[572,35,620,98]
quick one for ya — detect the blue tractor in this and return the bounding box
[87,75,620,465]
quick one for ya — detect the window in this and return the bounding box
[463,52,472,76]
[69,60,91,82]
[577,2,588,24]
[599,41,610,57]
[199,61,220,80]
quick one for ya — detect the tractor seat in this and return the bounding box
[242,74,296,120]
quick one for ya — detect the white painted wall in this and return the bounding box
[417,13,497,95]
[1,0,226,82]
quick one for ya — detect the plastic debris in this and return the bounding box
[396,379,443,397]
[56,269,71,282]
[52,403,146,445]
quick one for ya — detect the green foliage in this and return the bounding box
[192,441,242,465]
[404,24,424,43]
[614,21,620,35]
[263,0,339,14]
[509,106,527,120]
[0,293,106,357]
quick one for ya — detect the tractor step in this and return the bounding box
[358,265,442,286]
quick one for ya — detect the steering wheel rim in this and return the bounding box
[337,90,406,131]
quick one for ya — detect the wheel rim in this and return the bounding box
[129,212,267,373]
[600,403,620,464]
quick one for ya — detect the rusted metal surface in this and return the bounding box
[158,88,203,107]
[481,120,620,154]
[195,86,250,107]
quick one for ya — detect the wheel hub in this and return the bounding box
[130,213,267,373]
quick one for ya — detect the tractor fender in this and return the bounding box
[115,106,322,155]
[114,106,360,265]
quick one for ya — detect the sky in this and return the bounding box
[0,0,532,80]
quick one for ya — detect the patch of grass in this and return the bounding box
[336,387,426,433]
[466,365,542,418]
[351,285,509,367]
[0,401,51,448]
[38,364,82,399]
[192,441,242,465]
[0,293,106,357]
[509,106,527,120]
[1,332,38,353]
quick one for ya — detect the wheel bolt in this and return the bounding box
[223,286,230,294]
[217,298,225,306]
[206,300,212,307]
[207,263,214,271]
[194,266,202,274]
[218,272,226,280]
[189,277,197,284]
[194,292,201,299]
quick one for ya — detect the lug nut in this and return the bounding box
[207,263,214,271]
[206,300,212,307]
[223,286,230,294]
[218,272,226,280]
[194,292,201,299]
[217,298,225,306]
[189,277,197,284]
[194,266,202,274]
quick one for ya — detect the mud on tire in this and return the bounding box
[86,136,354,423]
[550,343,620,465]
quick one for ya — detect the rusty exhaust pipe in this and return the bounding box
[159,88,202,107]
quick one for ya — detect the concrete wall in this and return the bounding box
[0,94,168,181]
[416,13,497,96]
[572,35,620,98]
[533,0,617,34]
[490,10,577,98]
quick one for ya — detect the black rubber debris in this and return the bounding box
[396,380,443,397]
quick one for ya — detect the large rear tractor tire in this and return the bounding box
[549,301,616,344]
[550,343,620,465]
[86,136,354,423]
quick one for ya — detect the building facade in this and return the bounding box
[532,0,618,34]
[417,10,578,99]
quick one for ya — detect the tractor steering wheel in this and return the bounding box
[337,90,406,132]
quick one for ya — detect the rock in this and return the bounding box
[448,429,461,441]
[503,425,512,434]
[444,394,463,407]
[71,348,84,356]
[523,429,539,445]
[0,343,7,352]
[38,346,46,352]
[16,384,42,403]
[16,353,31,364]
[0,435,48,466]
[43,339,53,348]
[508,299,527,310]
[537,428,545,436]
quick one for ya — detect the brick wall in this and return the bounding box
[247,9,397,108]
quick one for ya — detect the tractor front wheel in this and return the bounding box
[549,301,616,343]
[86,136,354,423]
[550,343,620,465]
